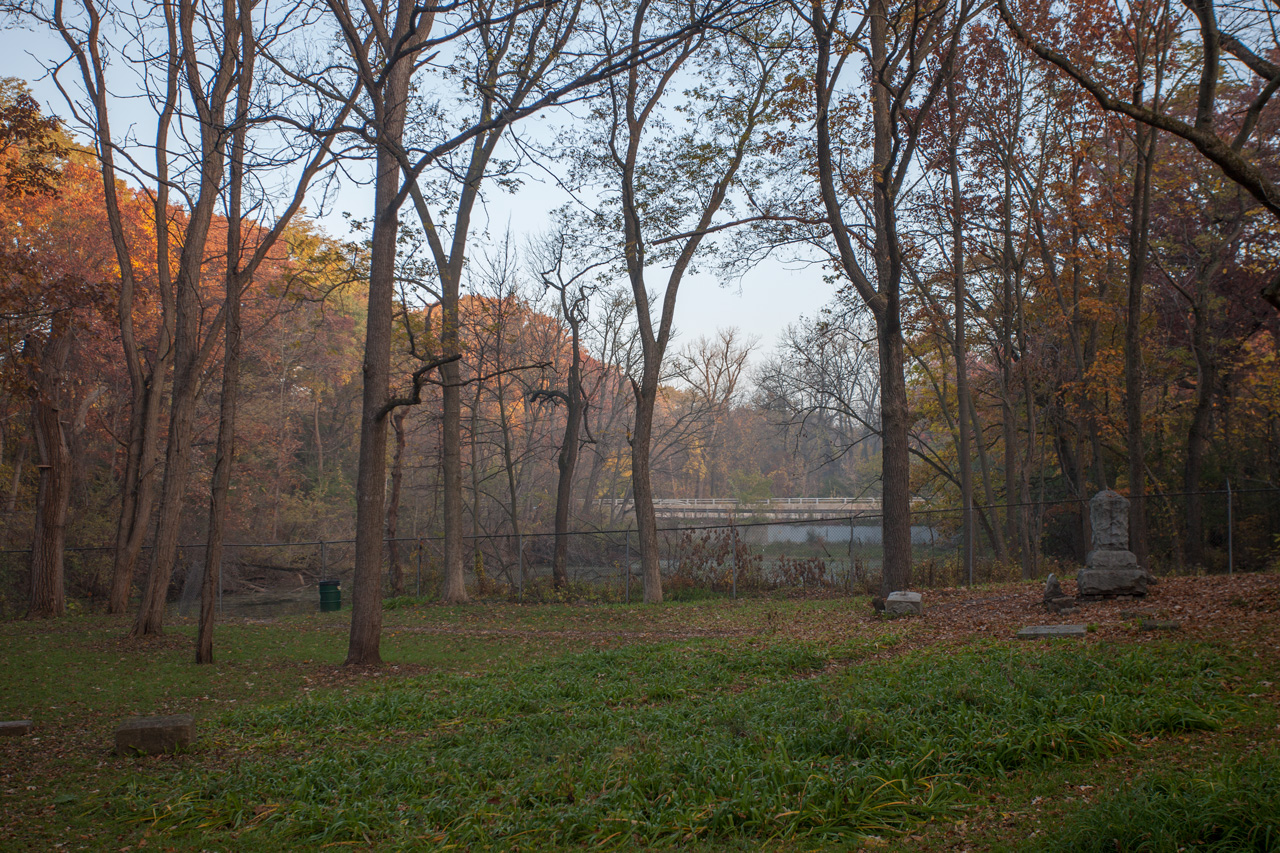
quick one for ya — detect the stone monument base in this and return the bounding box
[1077,566,1148,598]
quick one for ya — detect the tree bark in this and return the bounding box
[552,331,585,589]
[131,0,239,638]
[198,5,253,663]
[387,411,407,597]
[345,11,418,665]
[946,69,973,584]
[1126,123,1157,570]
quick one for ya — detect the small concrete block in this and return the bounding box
[1017,625,1087,640]
[115,714,194,755]
[0,720,32,737]
[1140,619,1180,631]
[884,591,923,615]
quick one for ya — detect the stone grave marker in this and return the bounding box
[1077,490,1148,598]
[1016,625,1087,640]
[115,714,194,755]
[884,591,923,615]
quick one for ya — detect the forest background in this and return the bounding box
[1,0,1278,663]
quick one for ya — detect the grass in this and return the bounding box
[77,641,1234,847]
[1,594,1277,851]
[1027,754,1280,852]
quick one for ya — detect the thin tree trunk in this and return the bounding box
[631,384,663,602]
[946,71,972,583]
[387,411,407,597]
[26,328,74,619]
[198,10,253,662]
[346,21,416,665]
[1184,277,1215,568]
[1126,123,1157,569]
[552,348,584,589]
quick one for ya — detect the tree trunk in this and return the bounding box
[869,0,911,597]
[631,381,663,602]
[946,72,973,584]
[198,16,253,662]
[1184,284,1215,568]
[109,366,169,614]
[552,357,584,589]
[387,411,407,597]
[1126,123,1156,570]
[197,266,241,663]
[347,52,414,665]
[26,328,74,619]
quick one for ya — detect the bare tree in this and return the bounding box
[579,1,786,601]
[673,329,758,498]
[529,227,601,588]
[803,0,974,594]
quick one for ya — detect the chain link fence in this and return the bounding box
[2,488,1276,617]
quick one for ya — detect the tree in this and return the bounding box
[529,226,600,589]
[997,0,1280,310]
[576,0,785,601]
[802,0,974,595]
[0,88,110,617]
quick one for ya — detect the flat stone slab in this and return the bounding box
[1017,625,1087,640]
[0,720,32,737]
[115,714,194,755]
[884,590,923,615]
[1140,620,1181,631]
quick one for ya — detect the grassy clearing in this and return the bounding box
[103,640,1226,848]
[2,592,1277,851]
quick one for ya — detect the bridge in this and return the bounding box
[596,497,884,521]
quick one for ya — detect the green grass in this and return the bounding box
[1029,755,1280,852]
[2,595,1276,852]
[98,641,1228,848]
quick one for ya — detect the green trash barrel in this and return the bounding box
[318,580,341,612]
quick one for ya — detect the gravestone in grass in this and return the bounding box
[884,590,923,615]
[1016,625,1087,639]
[114,714,194,755]
[1043,573,1078,614]
[1077,490,1148,598]
[0,720,32,736]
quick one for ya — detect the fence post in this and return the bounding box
[320,540,327,579]
[518,531,524,603]
[416,542,423,596]
[1226,479,1234,575]
[625,529,630,605]
[848,516,855,593]
[730,523,737,600]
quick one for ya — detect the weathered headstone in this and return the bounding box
[1139,619,1180,631]
[114,714,194,755]
[1043,573,1078,614]
[884,590,922,615]
[0,720,32,737]
[1016,625,1087,640]
[1077,490,1147,598]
